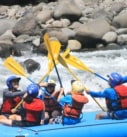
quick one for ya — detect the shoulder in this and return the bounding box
[103,88,116,97]
[104,88,115,93]
[72,94,89,103]
[24,98,44,110]
[60,94,72,102]
[25,98,44,106]
[3,88,10,96]
[3,88,9,92]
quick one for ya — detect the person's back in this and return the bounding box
[52,80,89,125]
[0,76,25,116]
[86,72,127,120]
[22,84,45,126]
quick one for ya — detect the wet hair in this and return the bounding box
[24,95,34,103]
[71,80,76,84]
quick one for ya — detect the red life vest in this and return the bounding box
[1,96,21,114]
[106,85,127,111]
[23,98,45,123]
[63,94,88,118]
[44,91,62,113]
[115,85,127,109]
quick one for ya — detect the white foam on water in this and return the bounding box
[0,49,127,112]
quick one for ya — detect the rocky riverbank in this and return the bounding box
[0,0,127,58]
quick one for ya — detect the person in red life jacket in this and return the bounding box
[0,76,25,118]
[39,79,64,124]
[51,80,89,125]
[0,84,45,127]
[86,72,127,120]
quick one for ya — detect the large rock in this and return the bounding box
[117,34,127,45]
[48,30,68,46]
[0,19,16,36]
[23,59,40,74]
[36,9,53,24]
[108,2,127,16]
[12,43,31,53]
[0,44,12,58]
[112,11,127,28]
[89,9,113,24]
[12,12,41,36]
[75,19,111,48]
[102,31,117,43]
[54,0,82,21]
[67,40,82,51]
[0,44,22,58]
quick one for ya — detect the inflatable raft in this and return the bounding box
[1,111,127,137]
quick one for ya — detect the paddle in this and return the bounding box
[39,37,105,111]
[4,57,64,110]
[4,57,53,96]
[62,49,108,82]
[56,46,105,111]
[37,36,62,84]
[44,33,63,89]
[38,46,57,84]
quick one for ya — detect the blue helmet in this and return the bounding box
[26,84,39,97]
[6,76,21,90]
[108,72,123,87]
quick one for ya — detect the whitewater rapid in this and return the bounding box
[0,48,127,112]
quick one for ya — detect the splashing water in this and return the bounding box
[0,48,127,112]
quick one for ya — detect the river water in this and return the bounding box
[0,48,127,112]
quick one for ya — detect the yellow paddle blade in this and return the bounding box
[58,54,80,81]
[4,57,27,77]
[38,34,61,84]
[61,49,108,82]
[58,53,105,111]
[50,40,61,59]
[44,33,63,88]
[44,33,61,60]
[43,38,105,110]
[62,49,94,73]
[47,40,60,71]
[44,33,61,71]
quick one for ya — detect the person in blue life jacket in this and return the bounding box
[50,80,89,125]
[0,76,25,119]
[86,72,127,120]
[0,84,45,127]
[39,79,64,124]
